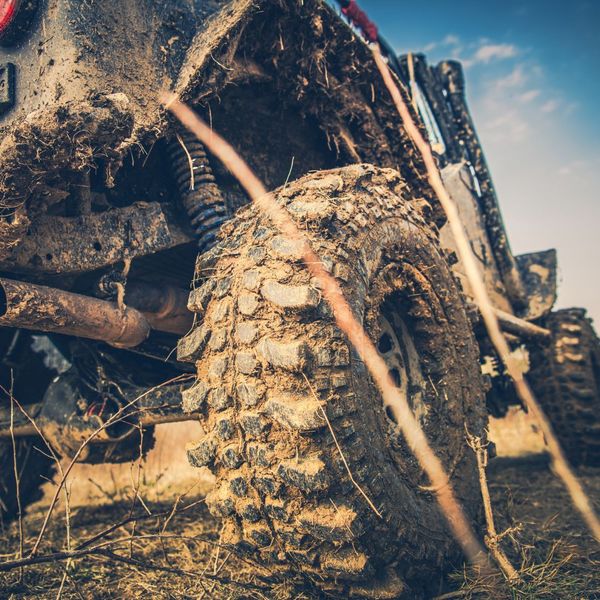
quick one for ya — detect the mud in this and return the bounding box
[173,164,487,596]
[0,0,440,257]
[0,0,594,596]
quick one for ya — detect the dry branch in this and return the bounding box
[466,431,520,582]
[8,382,24,582]
[0,544,269,593]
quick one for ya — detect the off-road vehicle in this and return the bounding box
[1,0,598,596]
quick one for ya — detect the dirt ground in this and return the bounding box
[0,410,598,599]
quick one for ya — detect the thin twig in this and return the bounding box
[160,483,202,535]
[466,431,520,582]
[8,373,24,582]
[176,133,196,191]
[64,568,86,600]
[1,544,268,593]
[127,423,146,557]
[58,478,74,600]
[1,532,266,579]
[76,498,204,551]
[29,374,190,557]
[56,570,68,600]
[199,551,232,600]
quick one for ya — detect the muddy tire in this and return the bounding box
[529,308,600,466]
[179,165,487,597]
[0,438,54,525]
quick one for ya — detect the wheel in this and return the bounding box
[529,308,600,466]
[0,438,54,526]
[178,164,487,597]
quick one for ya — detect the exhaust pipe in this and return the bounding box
[0,278,193,348]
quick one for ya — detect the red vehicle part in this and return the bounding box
[0,0,38,45]
[0,0,18,37]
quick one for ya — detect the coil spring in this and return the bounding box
[168,131,230,254]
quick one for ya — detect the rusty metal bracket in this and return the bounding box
[0,202,192,275]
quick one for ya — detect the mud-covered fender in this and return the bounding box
[0,0,249,253]
[174,0,255,99]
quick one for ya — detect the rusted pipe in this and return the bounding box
[0,278,150,348]
[125,282,193,335]
[494,308,551,340]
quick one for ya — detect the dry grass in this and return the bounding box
[1,497,283,599]
[443,457,600,599]
[1,448,598,598]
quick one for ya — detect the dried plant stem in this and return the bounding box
[127,423,147,557]
[466,432,520,582]
[29,373,191,557]
[162,93,487,566]
[76,498,203,551]
[9,391,72,546]
[58,480,74,600]
[370,42,600,543]
[9,379,24,581]
[1,532,266,579]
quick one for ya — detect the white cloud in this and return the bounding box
[541,99,560,113]
[472,43,518,64]
[443,34,460,46]
[474,65,537,143]
[414,33,461,56]
[409,35,519,70]
[519,89,541,103]
[492,65,528,90]
[480,109,530,143]
[461,42,520,68]
[409,33,571,150]
[557,157,600,176]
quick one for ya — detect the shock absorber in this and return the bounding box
[168,131,229,254]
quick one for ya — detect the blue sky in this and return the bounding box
[352,1,600,323]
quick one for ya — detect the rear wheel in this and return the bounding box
[178,165,487,597]
[530,308,600,465]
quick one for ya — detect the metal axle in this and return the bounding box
[494,308,551,340]
[0,402,197,440]
[0,278,193,348]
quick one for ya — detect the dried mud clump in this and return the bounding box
[0,96,135,254]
